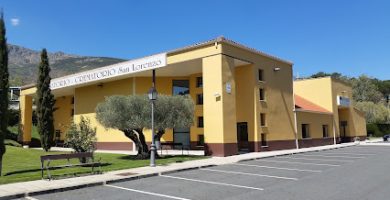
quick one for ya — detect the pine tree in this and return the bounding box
[0,12,9,176]
[36,49,55,151]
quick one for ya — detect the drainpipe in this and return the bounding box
[293,109,299,149]
[333,118,337,145]
[292,74,299,149]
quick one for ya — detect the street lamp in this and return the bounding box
[148,70,158,167]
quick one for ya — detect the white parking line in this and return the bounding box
[281,157,354,163]
[105,184,191,200]
[255,159,341,167]
[199,168,298,181]
[233,163,322,173]
[320,152,376,156]
[160,175,264,191]
[25,197,39,200]
[299,154,365,159]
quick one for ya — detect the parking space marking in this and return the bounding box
[255,159,341,167]
[320,152,376,156]
[299,154,365,159]
[233,163,322,173]
[160,175,264,191]
[105,184,191,200]
[26,197,39,200]
[281,157,354,163]
[199,168,298,181]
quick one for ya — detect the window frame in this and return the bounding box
[196,77,203,88]
[302,124,310,139]
[260,113,266,127]
[258,69,264,82]
[198,116,204,128]
[196,94,203,105]
[322,125,329,138]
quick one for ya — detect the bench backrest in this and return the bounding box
[40,152,93,162]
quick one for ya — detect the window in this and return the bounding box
[258,69,264,81]
[198,117,204,128]
[196,77,203,88]
[197,135,205,146]
[259,88,265,101]
[261,133,267,147]
[71,97,74,104]
[173,80,190,95]
[71,109,74,117]
[302,124,310,138]
[260,113,266,127]
[322,125,329,138]
[197,94,203,105]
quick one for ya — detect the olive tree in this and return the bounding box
[95,94,194,159]
[152,95,194,141]
[96,95,150,159]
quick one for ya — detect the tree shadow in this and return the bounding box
[4,163,112,176]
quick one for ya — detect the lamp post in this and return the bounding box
[148,70,158,167]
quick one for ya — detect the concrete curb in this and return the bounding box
[1,143,357,199]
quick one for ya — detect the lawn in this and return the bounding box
[0,146,205,185]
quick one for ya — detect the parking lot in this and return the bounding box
[21,146,390,200]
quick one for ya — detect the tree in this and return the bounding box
[354,101,389,124]
[153,95,194,141]
[96,95,150,159]
[95,94,194,159]
[0,12,9,176]
[65,116,97,163]
[352,75,383,103]
[36,49,56,151]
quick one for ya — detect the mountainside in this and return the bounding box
[8,44,125,86]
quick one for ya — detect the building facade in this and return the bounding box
[19,37,367,156]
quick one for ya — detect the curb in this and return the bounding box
[2,143,357,199]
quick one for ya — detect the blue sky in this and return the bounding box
[1,0,389,80]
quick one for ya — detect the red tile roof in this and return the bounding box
[295,95,332,114]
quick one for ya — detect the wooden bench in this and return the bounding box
[159,142,189,155]
[40,152,101,180]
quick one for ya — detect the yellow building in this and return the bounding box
[19,37,366,156]
[294,77,367,146]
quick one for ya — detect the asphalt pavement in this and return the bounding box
[17,145,390,200]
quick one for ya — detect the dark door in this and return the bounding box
[173,128,190,149]
[237,122,249,152]
[340,121,348,142]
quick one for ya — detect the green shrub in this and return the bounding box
[7,109,19,127]
[367,124,383,137]
[65,116,97,153]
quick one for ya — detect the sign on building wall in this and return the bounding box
[337,95,350,107]
[50,53,167,90]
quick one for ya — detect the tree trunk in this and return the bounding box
[122,129,149,159]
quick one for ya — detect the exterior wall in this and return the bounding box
[202,54,238,156]
[20,95,33,144]
[294,77,367,141]
[294,77,333,112]
[222,43,295,151]
[53,95,73,140]
[189,73,204,149]
[74,78,134,147]
[235,65,256,150]
[296,111,334,147]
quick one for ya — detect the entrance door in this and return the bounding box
[173,128,190,149]
[237,122,249,152]
[340,121,348,142]
[172,80,191,149]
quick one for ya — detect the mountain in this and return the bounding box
[8,44,125,86]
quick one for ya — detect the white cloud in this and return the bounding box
[10,18,20,26]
